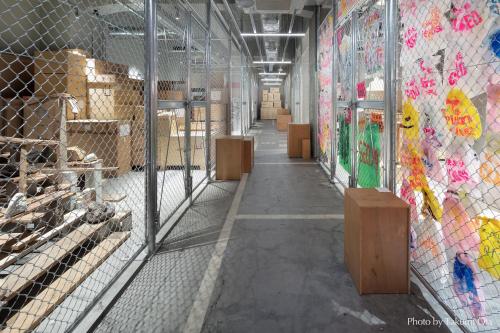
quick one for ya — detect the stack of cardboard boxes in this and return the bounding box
[23,49,138,176]
[261,87,282,120]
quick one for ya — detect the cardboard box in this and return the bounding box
[86,59,129,77]
[302,139,311,160]
[210,89,228,103]
[24,97,65,140]
[0,98,24,137]
[277,108,289,115]
[261,107,277,120]
[86,76,115,120]
[35,49,87,76]
[272,93,281,101]
[158,90,184,100]
[287,124,310,157]
[157,130,205,169]
[344,188,410,294]
[193,104,226,121]
[67,120,131,177]
[242,136,254,173]
[0,53,34,98]
[262,101,273,108]
[35,73,87,97]
[273,101,281,108]
[216,136,243,180]
[270,87,280,93]
[277,114,292,131]
[262,94,268,102]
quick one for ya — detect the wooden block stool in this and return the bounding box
[216,136,243,180]
[242,136,254,173]
[344,188,410,294]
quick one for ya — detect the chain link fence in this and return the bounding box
[0,0,148,331]
[397,0,499,331]
[0,0,237,331]
[328,0,499,330]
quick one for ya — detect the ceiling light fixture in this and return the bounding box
[261,78,283,82]
[241,33,305,37]
[259,72,287,75]
[263,83,282,86]
[253,60,292,64]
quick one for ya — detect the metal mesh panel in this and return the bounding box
[156,2,189,226]
[318,14,333,170]
[334,18,353,187]
[397,0,499,331]
[0,0,147,331]
[208,9,230,173]
[355,0,385,188]
[230,41,241,135]
[190,19,208,190]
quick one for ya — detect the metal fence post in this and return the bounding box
[384,0,397,192]
[205,2,212,179]
[185,11,193,200]
[330,1,339,183]
[349,12,358,188]
[145,0,158,254]
[240,52,244,135]
[227,38,232,135]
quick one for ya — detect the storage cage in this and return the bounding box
[314,0,500,331]
[0,0,251,331]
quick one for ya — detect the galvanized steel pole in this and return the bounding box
[349,12,358,188]
[330,2,339,183]
[185,12,193,200]
[205,2,212,179]
[144,0,158,254]
[384,0,398,192]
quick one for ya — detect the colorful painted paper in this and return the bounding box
[318,15,333,165]
[477,216,500,280]
[442,88,482,139]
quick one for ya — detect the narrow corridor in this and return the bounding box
[96,121,449,333]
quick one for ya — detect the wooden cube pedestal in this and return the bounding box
[277,114,292,132]
[287,124,310,158]
[344,188,410,294]
[216,136,243,180]
[243,136,254,173]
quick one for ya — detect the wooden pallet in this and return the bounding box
[3,231,130,333]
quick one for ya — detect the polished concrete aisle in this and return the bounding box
[95,120,449,333]
[199,121,448,333]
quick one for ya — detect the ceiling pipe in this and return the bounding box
[221,0,252,59]
[281,9,297,62]
[250,13,264,62]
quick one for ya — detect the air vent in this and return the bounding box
[255,0,291,11]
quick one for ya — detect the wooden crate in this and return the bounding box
[242,136,254,173]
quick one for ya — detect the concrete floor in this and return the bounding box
[94,120,449,333]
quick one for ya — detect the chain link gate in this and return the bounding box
[397,0,500,331]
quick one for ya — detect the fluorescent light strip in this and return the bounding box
[253,60,292,64]
[259,72,287,76]
[241,33,305,37]
[263,83,282,86]
[261,78,283,82]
